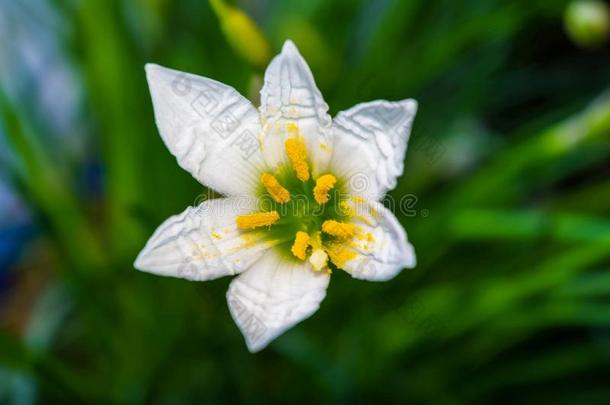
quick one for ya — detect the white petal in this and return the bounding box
[226,251,329,352]
[259,40,333,174]
[145,64,265,196]
[134,196,269,281]
[341,199,416,281]
[331,99,417,201]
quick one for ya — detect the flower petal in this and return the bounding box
[259,40,333,174]
[226,251,329,352]
[331,99,417,201]
[145,63,265,196]
[342,199,416,281]
[134,196,269,281]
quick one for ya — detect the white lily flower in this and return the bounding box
[135,40,417,352]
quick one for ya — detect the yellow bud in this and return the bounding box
[209,0,271,68]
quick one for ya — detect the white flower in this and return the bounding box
[135,40,417,352]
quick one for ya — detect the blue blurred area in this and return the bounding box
[0,224,35,274]
[0,180,34,287]
[0,0,79,288]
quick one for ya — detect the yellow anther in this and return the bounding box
[313,174,337,204]
[285,137,310,182]
[236,211,280,230]
[326,243,357,269]
[290,231,310,260]
[322,220,356,239]
[261,173,290,203]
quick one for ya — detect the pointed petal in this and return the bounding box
[331,99,417,201]
[146,63,265,196]
[134,196,269,281]
[341,199,416,281]
[226,251,329,352]
[259,41,333,174]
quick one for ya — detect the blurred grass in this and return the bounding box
[1,0,610,403]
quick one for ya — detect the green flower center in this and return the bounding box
[235,126,364,272]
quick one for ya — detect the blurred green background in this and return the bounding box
[1,0,610,403]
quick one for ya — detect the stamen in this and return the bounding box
[285,137,310,182]
[301,231,329,271]
[309,249,328,271]
[326,243,357,269]
[290,231,310,260]
[313,174,337,204]
[322,220,356,239]
[261,173,290,203]
[236,211,280,230]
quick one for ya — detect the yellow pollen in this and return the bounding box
[285,137,310,181]
[326,243,357,269]
[322,220,356,239]
[313,174,337,204]
[291,231,310,260]
[339,200,355,216]
[261,173,290,203]
[211,232,222,240]
[236,211,280,230]
[356,232,375,242]
[287,122,300,135]
[240,232,261,248]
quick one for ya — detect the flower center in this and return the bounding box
[235,124,365,273]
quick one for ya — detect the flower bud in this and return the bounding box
[209,0,271,68]
[565,0,610,48]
